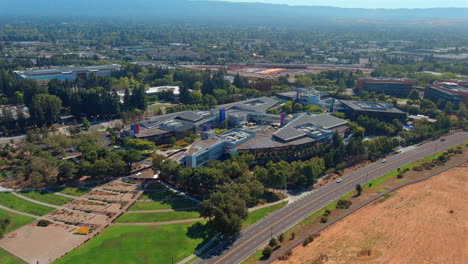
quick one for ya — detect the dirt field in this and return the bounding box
[273,166,468,264]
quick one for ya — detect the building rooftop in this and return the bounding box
[273,113,346,142]
[14,64,121,77]
[340,100,406,114]
[212,96,279,113]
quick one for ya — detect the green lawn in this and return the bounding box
[243,202,287,229]
[19,191,73,206]
[54,222,214,264]
[58,187,90,197]
[129,199,199,211]
[0,208,35,233]
[115,210,201,223]
[139,189,183,200]
[0,171,5,180]
[0,193,55,216]
[0,248,25,264]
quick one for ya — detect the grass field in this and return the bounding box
[19,191,73,206]
[0,208,35,233]
[129,199,199,211]
[0,193,55,216]
[243,202,287,229]
[139,189,183,200]
[54,222,214,264]
[115,210,201,223]
[57,187,90,197]
[0,248,25,264]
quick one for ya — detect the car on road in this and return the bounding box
[336,178,343,183]
[382,159,387,163]
[440,138,446,141]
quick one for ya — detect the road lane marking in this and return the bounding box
[211,134,467,264]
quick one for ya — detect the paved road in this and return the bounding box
[195,132,468,264]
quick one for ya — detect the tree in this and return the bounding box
[293,103,303,113]
[82,117,91,131]
[457,102,467,120]
[444,101,454,115]
[199,192,248,236]
[29,94,62,127]
[408,89,420,101]
[355,184,363,196]
[291,232,296,240]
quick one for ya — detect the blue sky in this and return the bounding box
[214,0,468,8]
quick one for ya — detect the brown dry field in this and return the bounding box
[273,166,468,264]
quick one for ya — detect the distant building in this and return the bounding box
[117,86,180,102]
[14,64,121,85]
[356,77,418,97]
[186,113,349,167]
[338,100,407,121]
[424,80,468,107]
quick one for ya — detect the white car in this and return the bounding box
[336,178,343,183]
[382,159,387,163]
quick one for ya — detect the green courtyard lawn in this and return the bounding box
[0,208,35,233]
[115,210,201,223]
[243,202,288,229]
[0,248,25,264]
[0,193,55,216]
[54,222,214,264]
[19,191,73,206]
[129,199,199,211]
[57,187,90,197]
[139,189,183,200]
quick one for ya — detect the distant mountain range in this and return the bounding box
[2,0,467,26]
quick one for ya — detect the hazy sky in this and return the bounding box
[215,0,468,8]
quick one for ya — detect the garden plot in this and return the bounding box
[49,209,110,226]
[66,200,121,213]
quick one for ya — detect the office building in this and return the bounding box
[424,80,468,107]
[14,64,121,84]
[356,77,418,97]
[338,100,407,121]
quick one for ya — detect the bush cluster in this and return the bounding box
[336,199,352,209]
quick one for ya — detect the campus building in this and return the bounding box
[117,86,180,103]
[135,111,216,144]
[356,77,418,97]
[186,113,349,167]
[424,80,468,107]
[14,64,121,85]
[211,96,281,127]
[338,100,407,121]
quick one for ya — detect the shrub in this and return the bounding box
[37,220,51,227]
[450,210,454,214]
[336,199,352,209]
[262,247,273,259]
[278,250,293,260]
[396,173,404,179]
[413,166,423,171]
[291,232,296,240]
[303,235,314,246]
[269,237,278,247]
[320,216,328,223]
[278,233,285,243]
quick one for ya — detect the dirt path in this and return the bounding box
[11,192,60,209]
[112,218,204,226]
[273,165,468,264]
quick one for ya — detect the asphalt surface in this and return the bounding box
[194,131,468,264]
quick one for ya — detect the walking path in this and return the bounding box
[248,198,289,212]
[159,181,202,203]
[11,192,61,209]
[130,207,198,213]
[178,235,220,264]
[0,204,42,219]
[112,218,204,226]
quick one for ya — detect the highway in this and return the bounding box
[194,132,468,264]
